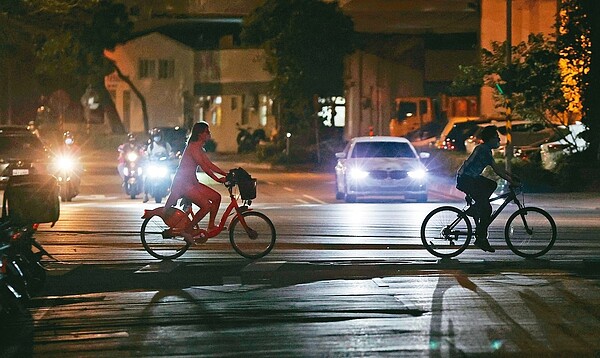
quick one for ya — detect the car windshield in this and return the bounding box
[351,142,415,158]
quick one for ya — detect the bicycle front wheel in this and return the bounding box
[421,206,472,258]
[141,215,190,260]
[229,211,276,259]
[505,207,556,258]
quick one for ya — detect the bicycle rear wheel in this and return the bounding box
[421,206,472,258]
[505,207,556,258]
[229,211,276,259]
[140,215,190,260]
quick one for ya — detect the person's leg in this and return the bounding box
[184,188,211,230]
[473,176,496,233]
[204,187,222,229]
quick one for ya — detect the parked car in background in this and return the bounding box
[0,126,51,188]
[433,117,489,151]
[334,136,428,203]
[540,121,588,170]
[464,120,560,156]
[436,118,491,152]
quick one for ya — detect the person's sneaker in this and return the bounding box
[474,237,495,253]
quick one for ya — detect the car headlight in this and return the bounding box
[408,169,427,179]
[348,168,369,180]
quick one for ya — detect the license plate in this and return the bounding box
[12,169,29,176]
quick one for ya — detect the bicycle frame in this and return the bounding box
[445,188,524,235]
[184,184,254,239]
[485,188,524,226]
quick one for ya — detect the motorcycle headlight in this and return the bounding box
[126,152,138,162]
[147,164,168,178]
[349,167,369,181]
[408,169,427,180]
[55,155,75,171]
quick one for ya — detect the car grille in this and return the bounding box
[370,170,407,180]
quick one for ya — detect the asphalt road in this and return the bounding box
[2,152,600,357]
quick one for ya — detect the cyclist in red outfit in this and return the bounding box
[164,121,227,244]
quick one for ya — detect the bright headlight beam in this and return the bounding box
[349,168,369,180]
[408,169,427,179]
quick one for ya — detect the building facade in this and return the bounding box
[105,32,276,152]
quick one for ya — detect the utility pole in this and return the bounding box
[505,0,513,174]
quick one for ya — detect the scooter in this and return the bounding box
[54,154,80,202]
[123,150,143,199]
[144,157,172,204]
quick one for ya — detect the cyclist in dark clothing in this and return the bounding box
[456,125,519,252]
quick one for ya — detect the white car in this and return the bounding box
[540,121,588,170]
[334,136,428,202]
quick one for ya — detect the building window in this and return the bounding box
[259,95,268,127]
[138,59,155,79]
[158,59,175,79]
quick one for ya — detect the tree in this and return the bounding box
[241,0,356,135]
[558,0,594,159]
[1,0,133,133]
[451,33,566,124]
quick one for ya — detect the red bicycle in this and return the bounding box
[140,168,276,260]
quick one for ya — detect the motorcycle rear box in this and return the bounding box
[3,174,60,225]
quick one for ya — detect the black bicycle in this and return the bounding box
[420,185,557,258]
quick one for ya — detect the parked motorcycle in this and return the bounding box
[236,124,267,153]
[144,157,172,204]
[123,150,144,199]
[0,239,26,316]
[53,153,81,202]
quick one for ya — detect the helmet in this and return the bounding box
[63,131,74,146]
[150,128,162,143]
[127,133,136,143]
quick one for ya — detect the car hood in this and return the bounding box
[344,157,424,171]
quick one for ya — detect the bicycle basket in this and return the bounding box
[237,179,257,200]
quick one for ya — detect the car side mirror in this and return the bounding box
[419,152,430,160]
[335,152,346,159]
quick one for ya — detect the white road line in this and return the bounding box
[283,187,294,192]
[303,194,327,204]
[295,198,309,204]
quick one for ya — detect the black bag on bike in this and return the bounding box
[2,174,60,225]
[228,167,256,200]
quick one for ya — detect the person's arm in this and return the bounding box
[195,149,227,182]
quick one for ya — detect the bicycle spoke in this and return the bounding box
[141,215,190,260]
[421,206,472,258]
[229,211,276,259]
[505,207,556,258]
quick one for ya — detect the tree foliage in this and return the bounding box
[1,0,132,132]
[451,33,566,123]
[558,0,595,157]
[241,0,356,131]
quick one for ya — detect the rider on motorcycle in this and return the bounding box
[57,131,82,196]
[143,128,173,202]
[117,133,144,180]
